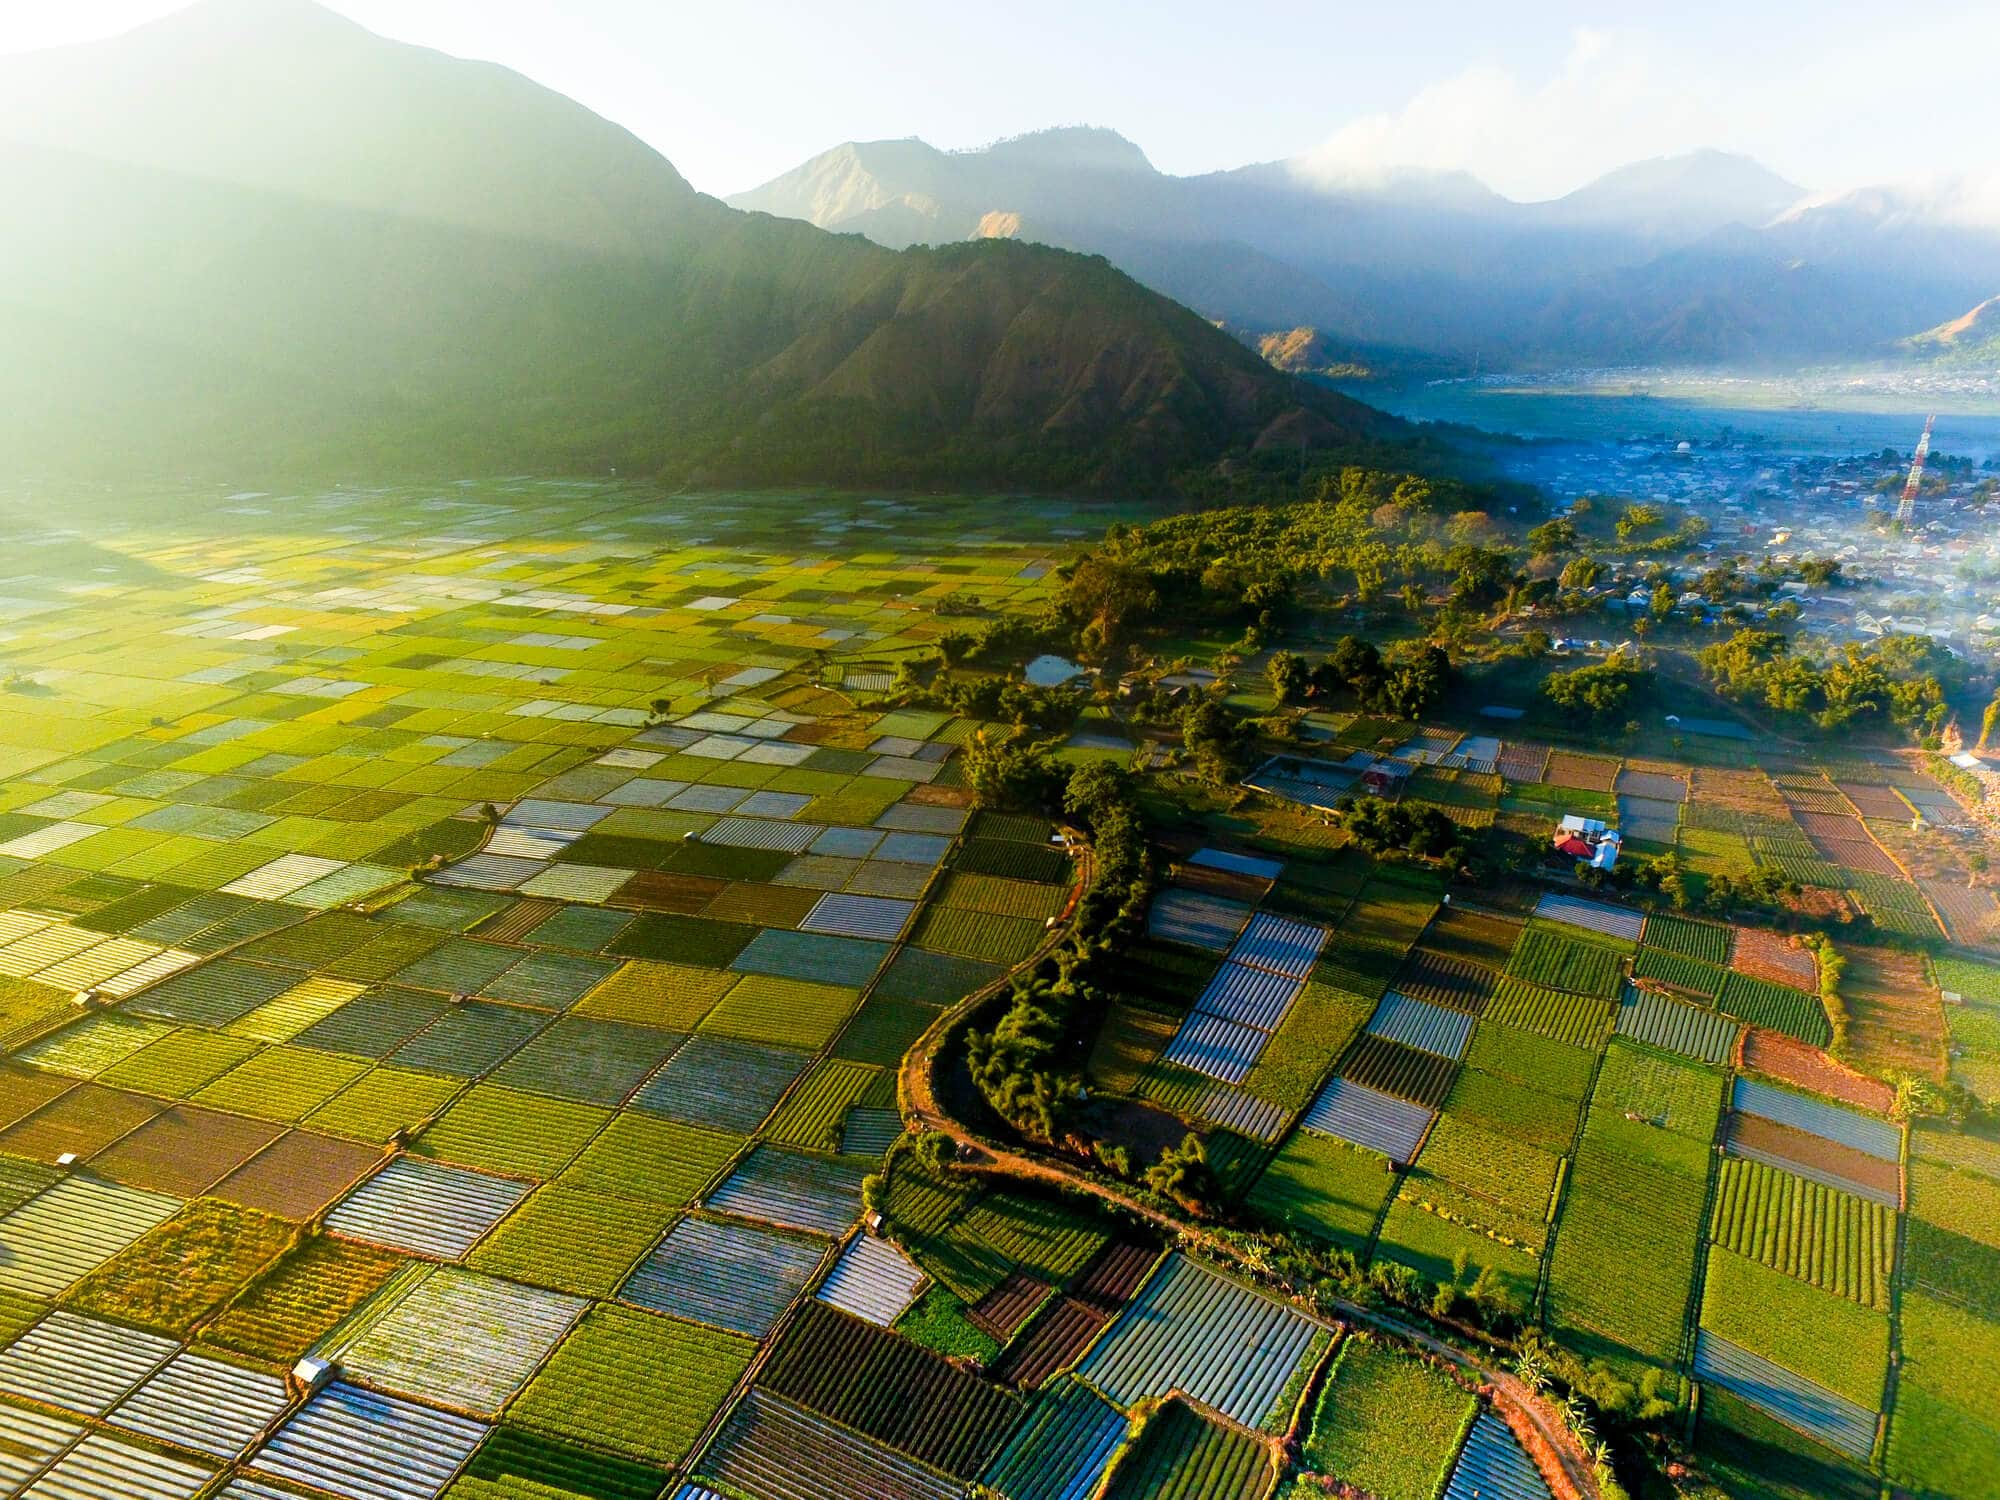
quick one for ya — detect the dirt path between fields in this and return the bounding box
[897,847,1599,1500]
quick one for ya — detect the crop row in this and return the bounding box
[953,837,1069,884]
[1392,950,1497,1013]
[910,905,1044,965]
[1715,973,1831,1047]
[1412,1114,1563,1223]
[512,1303,755,1465]
[1933,955,2000,1005]
[938,871,1065,920]
[700,973,860,1051]
[414,1083,609,1180]
[1708,1156,1894,1309]
[1481,979,1613,1048]
[1642,913,1733,965]
[1505,926,1626,999]
[1415,907,1522,970]
[1109,1398,1270,1500]
[1302,1335,1476,1500]
[466,1182,671,1298]
[1545,1136,1707,1377]
[1340,1034,1459,1109]
[70,1197,294,1336]
[205,1231,404,1363]
[1632,946,1726,1000]
[1698,1247,1890,1412]
[759,1301,1023,1477]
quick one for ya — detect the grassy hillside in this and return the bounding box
[1905,296,2000,367]
[0,0,1398,492]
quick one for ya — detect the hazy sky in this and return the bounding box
[4,0,1997,200]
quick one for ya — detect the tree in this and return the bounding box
[1335,796,1468,867]
[1615,503,1665,541]
[1445,545,1515,609]
[963,731,1063,810]
[1543,662,1648,726]
[1527,517,1578,556]
[1800,556,1844,588]
[1649,582,1675,621]
[1060,556,1160,658]
[1558,555,1602,590]
[1266,650,1310,706]
[1143,1133,1217,1216]
[1180,699,1252,786]
[1375,645,1452,720]
[1315,635,1383,701]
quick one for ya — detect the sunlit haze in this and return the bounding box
[5,0,1997,199]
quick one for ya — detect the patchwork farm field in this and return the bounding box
[0,480,1989,1500]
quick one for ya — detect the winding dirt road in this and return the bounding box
[895,847,1600,1500]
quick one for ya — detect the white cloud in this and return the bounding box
[1292,13,2000,205]
[1786,169,2000,232]
[1292,28,1719,201]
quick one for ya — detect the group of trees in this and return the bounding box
[964,762,1152,1148]
[1333,795,1469,870]
[925,674,1086,733]
[1038,472,1518,669]
[1700,628,1953,738]
[1631,852,1799,917]
[1178,698,1259,787]
[1266,636,1453,721]
[1542,659,1650,727]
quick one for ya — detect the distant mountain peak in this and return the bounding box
[133,0,369,43]
[963,126,1154,174]
[1279,156,1503,210]
[1550,150,1805,230]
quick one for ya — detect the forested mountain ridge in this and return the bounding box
[0,0,1396,490]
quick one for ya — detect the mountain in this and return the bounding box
[1538,150,1802,238]
[737,131,2000,368]
[0,2,1393,490]
[1905,296,2000,365]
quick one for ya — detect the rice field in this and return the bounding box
[0,483,1983,1500]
